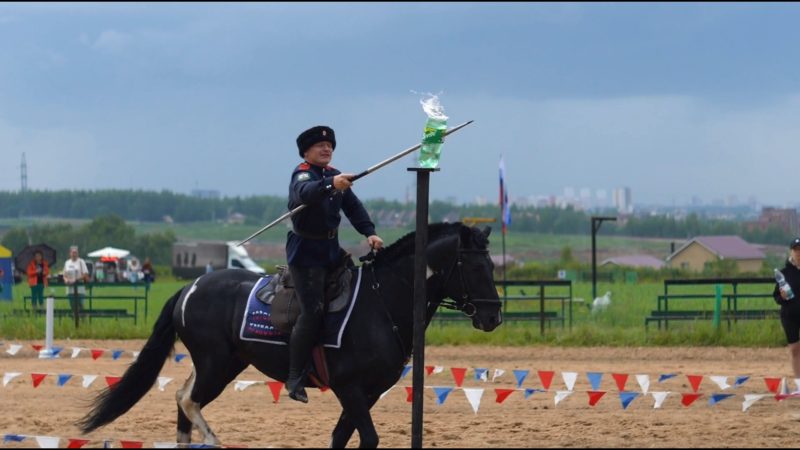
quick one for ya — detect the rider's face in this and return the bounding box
[304,141,334,166]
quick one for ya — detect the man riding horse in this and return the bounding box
[286,125,384,403]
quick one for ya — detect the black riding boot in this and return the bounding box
[286,265,326,403]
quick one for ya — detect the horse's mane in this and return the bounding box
[372,222,478,266]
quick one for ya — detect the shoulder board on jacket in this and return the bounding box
[325,165,336,171]
[296,162,311,171]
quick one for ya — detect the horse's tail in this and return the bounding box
[77,288,182,434]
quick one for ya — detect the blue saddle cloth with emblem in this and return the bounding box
[239,267,362,349]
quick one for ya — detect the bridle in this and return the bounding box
[436,242,498,318]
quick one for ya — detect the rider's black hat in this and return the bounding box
[297,125,336,158]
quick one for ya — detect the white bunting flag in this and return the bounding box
[3,372,22,387]
[234,381,259,392]
[463,388,484,414]
[132,351,140,360]
[554,390,572,406]
[742,394,768,412]
[651,391,670,409]
[492,369,506,383]
[71,347,82,359]
[157,377,174,392]
[34,436,60,449]
[153,442,179,448]
[82,375,98,388]
[634,374,650,395]
[379,386,394,400]
[709,376,731,390]
[561,372,578,392]
[432,366,444,375]
[794,378,800,394]
[6,344,22,356]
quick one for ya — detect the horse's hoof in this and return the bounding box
[289,389,309,403]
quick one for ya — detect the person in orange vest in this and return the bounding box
[27,250,49,313]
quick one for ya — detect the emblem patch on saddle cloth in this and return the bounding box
[239,267,362,348]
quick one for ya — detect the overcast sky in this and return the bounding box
[1,3,800,206]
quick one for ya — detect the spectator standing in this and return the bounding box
[142,257,155,285]
[26,250,49,313]
[63,245,90,311]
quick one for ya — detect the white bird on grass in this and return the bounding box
[591,291,612,314]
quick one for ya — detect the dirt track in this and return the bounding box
[1,341,799,448]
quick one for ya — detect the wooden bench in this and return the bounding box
[11,308,134,320]
[436,310,561,325]
[645,308,780,331]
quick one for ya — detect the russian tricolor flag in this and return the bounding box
[499,156,511,234]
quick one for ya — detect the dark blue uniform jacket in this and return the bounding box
[286,162,376,266]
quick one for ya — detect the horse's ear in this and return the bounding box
[482,226,491,238]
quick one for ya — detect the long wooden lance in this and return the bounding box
[235,119,474,247]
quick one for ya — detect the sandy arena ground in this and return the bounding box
[1,341,799,448]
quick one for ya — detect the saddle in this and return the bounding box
[256,250,355,334]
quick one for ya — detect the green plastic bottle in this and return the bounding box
[418,116,447,168]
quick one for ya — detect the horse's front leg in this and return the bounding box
[332,388,379,448]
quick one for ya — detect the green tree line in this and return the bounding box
[0,190,789,245]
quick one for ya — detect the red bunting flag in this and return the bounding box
[31,373,47,388]
[67,439,90,449]
[681,393,702,406]
[266,381,283,403]
[612,373,629,392]
[587,391,606,407]
[495,388,515,404]
[686,375,703,393]
[405,386,413,402]
[425,366,435,376]
[451,367,467,387]
[105,376,121,389]
[91,349,105,360]
[32,344,43,352]
[537,370,555,390]
[120,440,143,448]
[764,377,782,394]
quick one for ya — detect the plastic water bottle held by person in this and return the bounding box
[775,268,795,300]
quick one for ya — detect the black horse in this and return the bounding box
[78,223,503,448]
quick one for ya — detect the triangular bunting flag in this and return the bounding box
[554,390,573,406]
[686,375,703,393]
[636,374,650,395]
[3,434,26,443]
[742,394,768,412]
[379,386,394,400]
[651,391,670,409]
[513,369,529,388]
[31,373,47,388]
[71,347,82,359]
[432,365,444,375]
[681,393,702,406]
[234,381,259,392]
[709,376,730,390]
[175,353,188,363]
[405,386,413,403]
[524,388,545,399]
[3,372,22,387]
[562,372,578,392]
[67,438,91,448]
[474,368,488,382]
[90,349,104,360]
[424,365,435,376]
[112,350,124,360]
[105,376,122,389]
[612,373,629,391]
[538,370,555,390]
[492,368,505,382]
[35,436,60,448]
[463,388,484,414]
[495,388,515,404]
[32,344,43,352]
[734,376,750,388]
[157,377,174,392]
[120,441,144,448]
[451,367,467,387]
[82,375,98,388]
[619,392,639,410]
[709,393,735,406]
[132,351,140,360]
[401,365,411,379]
[266,381,283,403]
[57,374,73,387]
[433,387,454,405]
[658,373,677,383]
[794,378,800,393]
[153,443,179,449]
[587,372,603,391]
[6,344,22,355]
[51,347,63,357]
[587,390,606,406]
[764,377,782,394]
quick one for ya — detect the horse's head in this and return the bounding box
[428,224,503,332]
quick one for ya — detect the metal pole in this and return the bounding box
[590,216,617,303]
[235,121,473,247]
[409,167,437,448]
[502,228,507,317]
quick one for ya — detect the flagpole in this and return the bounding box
[499,155,508,317]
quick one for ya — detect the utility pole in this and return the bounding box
[591,216,617,302]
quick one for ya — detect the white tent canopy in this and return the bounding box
[87,246,130,259]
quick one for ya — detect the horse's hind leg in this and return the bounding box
[177,355,248,445]
[175,370,196,444]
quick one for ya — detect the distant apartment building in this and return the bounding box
[612,187,632,214]
[666,235,765,273]
[744,207,798,235]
